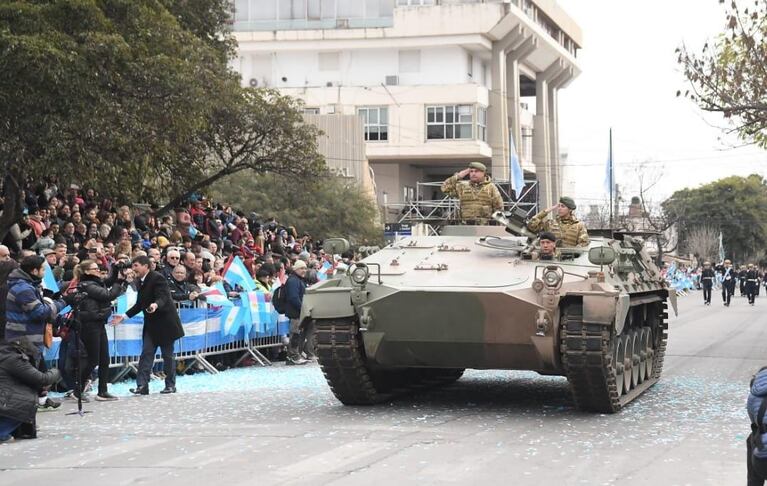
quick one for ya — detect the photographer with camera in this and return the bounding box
[71,259,128,401]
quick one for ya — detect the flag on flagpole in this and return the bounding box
[42,262,58,292]
[317,261,332,281]
[222,255,256,292]
[603,134,613,195]
[509,132,524,199]
[718,232,725,263]
[199,282,233,307]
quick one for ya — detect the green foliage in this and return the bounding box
[209,172,383,245]
[663,174,767,261]
[677,1,767,147]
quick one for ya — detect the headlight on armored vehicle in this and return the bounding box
[350,264,370,286]
[543,267,562,288]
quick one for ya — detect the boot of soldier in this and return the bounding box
[286,334,308,366]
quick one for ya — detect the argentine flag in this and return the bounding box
[509,132,524,199]
[42,262,58,292]
[223,256,256,292]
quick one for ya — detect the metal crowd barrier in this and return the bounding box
[48,299,289,383]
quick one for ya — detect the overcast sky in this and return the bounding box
[556,0,767,207]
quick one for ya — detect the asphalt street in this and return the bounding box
[0,291,762,485]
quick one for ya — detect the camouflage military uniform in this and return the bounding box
[441,174,503,224]
[527,210,589,247]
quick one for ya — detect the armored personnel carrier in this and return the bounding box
[303,213,677,413]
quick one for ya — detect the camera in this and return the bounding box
[113,260,131,271]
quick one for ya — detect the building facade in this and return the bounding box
[232,0,581,221]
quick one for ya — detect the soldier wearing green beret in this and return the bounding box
[527,196,589,247]
[441,162,503,225]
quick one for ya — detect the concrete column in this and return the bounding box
[488,44,508,181]
[533,60,565,209]
[505,36,537,184]
[488,26,524,182]
[547,66,573,205]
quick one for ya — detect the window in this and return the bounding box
[426,105,473,140]
[397,0,434,5]
[303,107,320,115]
[403,186,415,202]
[358,107,389,141]
[477,107,487,142]
[398,49,421,73]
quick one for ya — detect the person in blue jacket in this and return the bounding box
[747,366,767,485]
[284,260,308,365]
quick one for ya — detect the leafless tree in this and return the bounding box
[684,224,719,263]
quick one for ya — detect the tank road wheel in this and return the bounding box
[315,318,392,405]
[560,299,670,413]
[638,328,650,383]
[560,303,621,413]
[620,335,632,395]
[613,336,627,396]
[630,331,641,389]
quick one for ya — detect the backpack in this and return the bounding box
[272,285,287,315]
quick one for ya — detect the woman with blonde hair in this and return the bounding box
[71,260,127,401]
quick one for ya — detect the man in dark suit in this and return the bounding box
[112,255,184,394]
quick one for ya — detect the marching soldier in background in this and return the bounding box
[441,162,503,225]
[527,196,589,247]
[717,259,737,307]
[746,263,759,306]
[700,261,715,306]
[740,265,748,298]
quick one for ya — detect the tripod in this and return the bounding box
[63,295,92,417]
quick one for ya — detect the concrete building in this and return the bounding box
[232,0,581,221]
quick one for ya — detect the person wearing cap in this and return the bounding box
[441,161,503,225]
[717,259,736,307]
[700,261,715,306]
[284,260,309,365]
[746,263,759,306]
[527,196,589,247]
[534,232,559,261]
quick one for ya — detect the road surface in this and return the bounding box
[0,291,762,485]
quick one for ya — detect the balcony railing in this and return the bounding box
[232,17,393,32]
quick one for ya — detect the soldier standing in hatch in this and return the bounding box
[527,196,589,248]
[700,261,715,306]
[746,263,759,306]
[441,162,503,225]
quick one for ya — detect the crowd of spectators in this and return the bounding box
[0,176,357,303]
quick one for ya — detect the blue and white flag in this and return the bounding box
[221,306,241,336]
[509,132,524,199]
[223,256,256,292]
[603,133,613,196]
[42,262,58,292]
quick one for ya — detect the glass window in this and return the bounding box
[358,107,389,142]
[397,0,434,5]
[477,107,487,142]
[308,0,321,19]
[321,0,336,19]
[338,0,364,18]
[426,105,474,140]
[303,107,320,114]
[252,0,278,20]
[234,0,249,21]
[379,0,395,16]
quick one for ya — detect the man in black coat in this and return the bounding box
[0,337,61,442]
[113,255,184,394]
[700,261,715,306]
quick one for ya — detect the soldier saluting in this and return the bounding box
[527,196,589,247]
[441,162,503,225]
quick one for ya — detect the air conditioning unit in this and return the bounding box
[326,81,334,87]
[336,18,350,28]
[385,75,399,86]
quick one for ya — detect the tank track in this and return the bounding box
[560,300,668,413]
[315,318,463,405]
